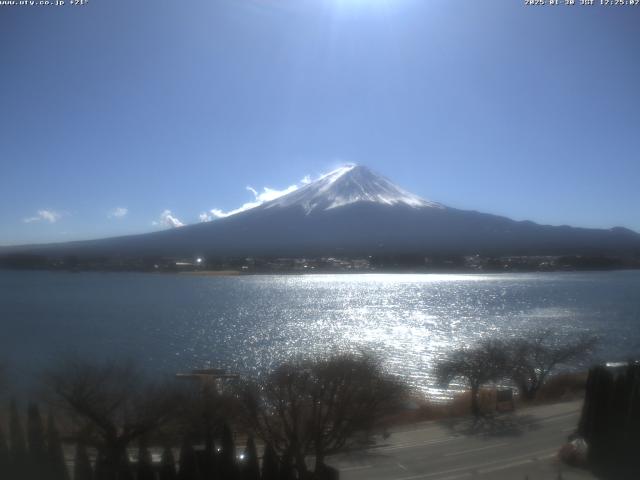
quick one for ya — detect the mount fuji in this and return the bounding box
[4,165,640,259]
[258,165,442,213]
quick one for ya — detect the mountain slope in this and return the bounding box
[259,165,442,213]
[3,166,640,258]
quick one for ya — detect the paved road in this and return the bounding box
[328,401,596,480]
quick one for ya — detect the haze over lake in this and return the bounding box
[2,270,639,399]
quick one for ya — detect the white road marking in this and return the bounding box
[379,410,577,454]
[390,448,557,480]
[478,452,556,474]
[340,464,373,472]
[443,442,509,457]
[378,436,457,452]
[398,425,455,434]
[432,473,473,480]
[537,411,580,424]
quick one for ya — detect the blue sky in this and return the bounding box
[1,0,638,245]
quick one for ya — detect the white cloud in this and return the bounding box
[200,176,311,221]
[153,210,184,228]
[201,201,262,221]
[23,209,63,224]
[108,207,128,219]
[255,185,299,202]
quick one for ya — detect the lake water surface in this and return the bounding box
[1,270,639,399]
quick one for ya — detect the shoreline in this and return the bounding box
[178,269,242,276]
[2,266,639,276]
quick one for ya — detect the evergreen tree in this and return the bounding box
[93,450,108,480]
[241,437,259,480]
[197,438,217,480]
[208,439,219,480]
[201,427,216,480]
[219,423,237,480]
[178,437,200,480]
[260,444,278,480]
[578,364,640,476]
[0,425,10,480]
[136,437,155,480]
[93,447,133,480]
[74,443,94,480]
[117,453,134,480]
[159,446,177,480]
[9,400,28,478]
[47,412,70,480]
[27,403,47,478]
[277,450,294,480]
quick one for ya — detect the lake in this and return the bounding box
[1,270,639,399]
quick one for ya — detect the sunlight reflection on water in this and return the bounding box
[172,272,639,400]
[1,271,639,400]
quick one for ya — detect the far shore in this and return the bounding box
[2,252,639,274]
[173,268,640,278]
[2,266,640,276]
[178,269,242,276]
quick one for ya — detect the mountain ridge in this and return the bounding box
[1,165,639,259]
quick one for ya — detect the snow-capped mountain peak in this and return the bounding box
[262,165,443,214]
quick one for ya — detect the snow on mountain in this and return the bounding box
[260,165,443,214]
[4,164,639,259]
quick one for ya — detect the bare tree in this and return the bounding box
[239,353,407,479]
[45,358,182,480]
[436,339,509,418]
[506,329,597,400]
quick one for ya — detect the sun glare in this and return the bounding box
[331,0,397,11]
